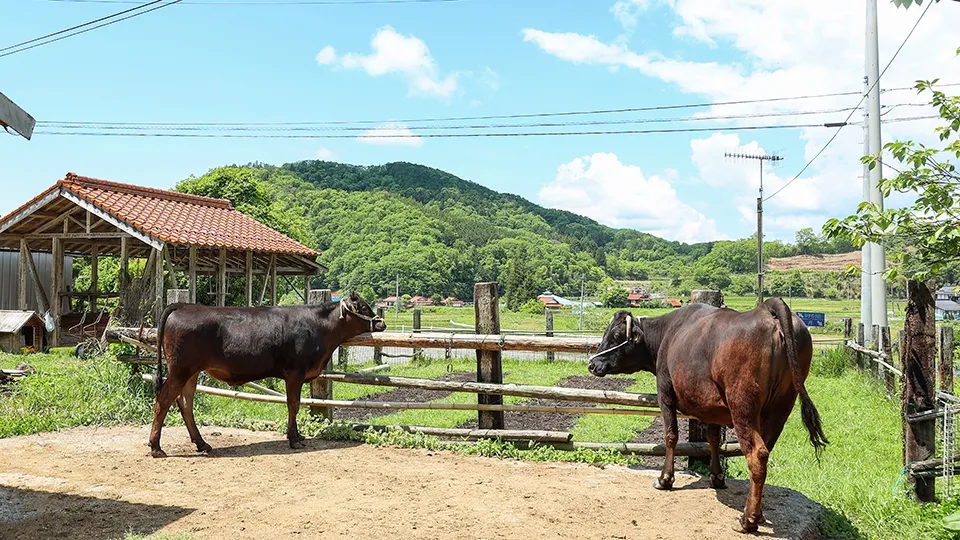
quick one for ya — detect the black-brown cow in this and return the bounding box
[588,297,827,533]
[149,291,385,458]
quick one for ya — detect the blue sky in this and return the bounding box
[2,0,958,243]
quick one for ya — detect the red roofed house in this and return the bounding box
[408,296,433,308]
[0,173,324,346]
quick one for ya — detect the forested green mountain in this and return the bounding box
[172,160,858,306]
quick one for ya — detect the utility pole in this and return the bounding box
[860,82,874,341]
[395,273,400,326]
[866,0,888,332]
[725,152,783,306]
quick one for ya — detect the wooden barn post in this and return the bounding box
[689,289,722,469]
[373,307,385,365]
[51,237,63,347]
[872,324,881,379]
[856,323,866,371]
[903,279,937,502]
[413,308,423,362]
[843,318,855,368]
[18,239,28,310]
[89,243,99,311]
[309,289,333,418]
[939,326,955,395]
[545,310,555,363]
[269,254,277,306]
[154,245,165,325]
[217,248,227,307]
[881,326,894,394]
[245,251,254,307]
[475,282,504,429]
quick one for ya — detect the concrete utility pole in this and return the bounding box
[860,77,874,341]
[725,152,782,306]
[0,91,35,140]
[865,0,888,336]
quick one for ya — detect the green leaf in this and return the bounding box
[944,510,960,532]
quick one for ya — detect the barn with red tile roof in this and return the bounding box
[0,173,324,345]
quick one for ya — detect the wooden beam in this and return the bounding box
[90,244,99,311]
[188,246,197,304]
[0,90,35,140]
[318,371,659,408]
[51,237,63,347]
[120,235,129,290]
[904,279,937,502]
[218,248,226,307]
[304,274,312,305]
[60,188,162,250]
[475,282,503,430]
[155,245,165,324]
[85,211,91,233]
[245,251,254,307]
[18,239,28,310]
[258,254,273,306]
[0,189,61,234]
[23,240,49,313]
[0,232,132,240]
[270,254,277,306]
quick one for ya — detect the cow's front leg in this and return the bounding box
[654,388,679,490]
[284,373,307,448]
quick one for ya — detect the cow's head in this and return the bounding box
[340,290,387,332]
[588,310,649,377]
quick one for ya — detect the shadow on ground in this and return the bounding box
[0,485,193,540]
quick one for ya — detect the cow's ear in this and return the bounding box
[350,290,360,301]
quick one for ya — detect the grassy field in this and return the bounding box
[2,347,958,539]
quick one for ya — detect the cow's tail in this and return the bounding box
[767,297,828,459]
[155,303,182,396]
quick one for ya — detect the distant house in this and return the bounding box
[408,296,433,308]
[937,285,959,301]
[537,291,578,310]
[936,286,960,321]
[378,296,398,309]
[443,296,465,307]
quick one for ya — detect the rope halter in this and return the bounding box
[588,314,641,362]
[339,299,384,332]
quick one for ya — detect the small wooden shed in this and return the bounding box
[0,310,44,353]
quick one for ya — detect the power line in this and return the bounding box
[765,0,934,202]
[30,122,838,138]
[0,0,183,59]
[36,106,865,132]
[38,0,462,4]
[34,84,956,128]
[0,0,166,53]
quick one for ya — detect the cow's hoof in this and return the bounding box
[733,516,759,534]
[710,474,727,489]
[196,442,213,453]
[652,478,674,490]
[151,448,167,459]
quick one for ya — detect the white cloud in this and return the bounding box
[611,0,651,29]
[315,46,336,65]
[524,1,960,239]
[316,147,335,160]
[357,122,423,147]
[318,26,458,98]
[537,152,725,243]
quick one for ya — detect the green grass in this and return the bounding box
[4,346,959,539]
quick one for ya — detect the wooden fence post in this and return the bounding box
[872,324,881,379]
[373,307,385,365]
[904,280,937,502]
[475,282,504,430]
[856,323,865,371]
[413,308,423,363]
[688,289,722,470]
[843,318,855,368]
[881,326,894,395]
[309,289,333,419]
[545,310,554,363]
[939,326,955,395]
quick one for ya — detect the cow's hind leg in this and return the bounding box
[731,422,769,534]
[707,423,727,489]
[654,388,679,490]
[284,373,306,449]
[149,372,189,458]
[176,373,211,453]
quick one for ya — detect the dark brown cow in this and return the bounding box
[588,297,827,534]
[149,291,386,458]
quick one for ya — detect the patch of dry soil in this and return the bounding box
[0,426,825,540]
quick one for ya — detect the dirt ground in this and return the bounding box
[0,426,825,540]
[765,252,862,272]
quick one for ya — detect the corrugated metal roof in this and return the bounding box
[0,311,42,333]
[937,300,960,312]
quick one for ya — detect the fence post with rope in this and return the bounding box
[475,282,504,430]
[545,310,554,363]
